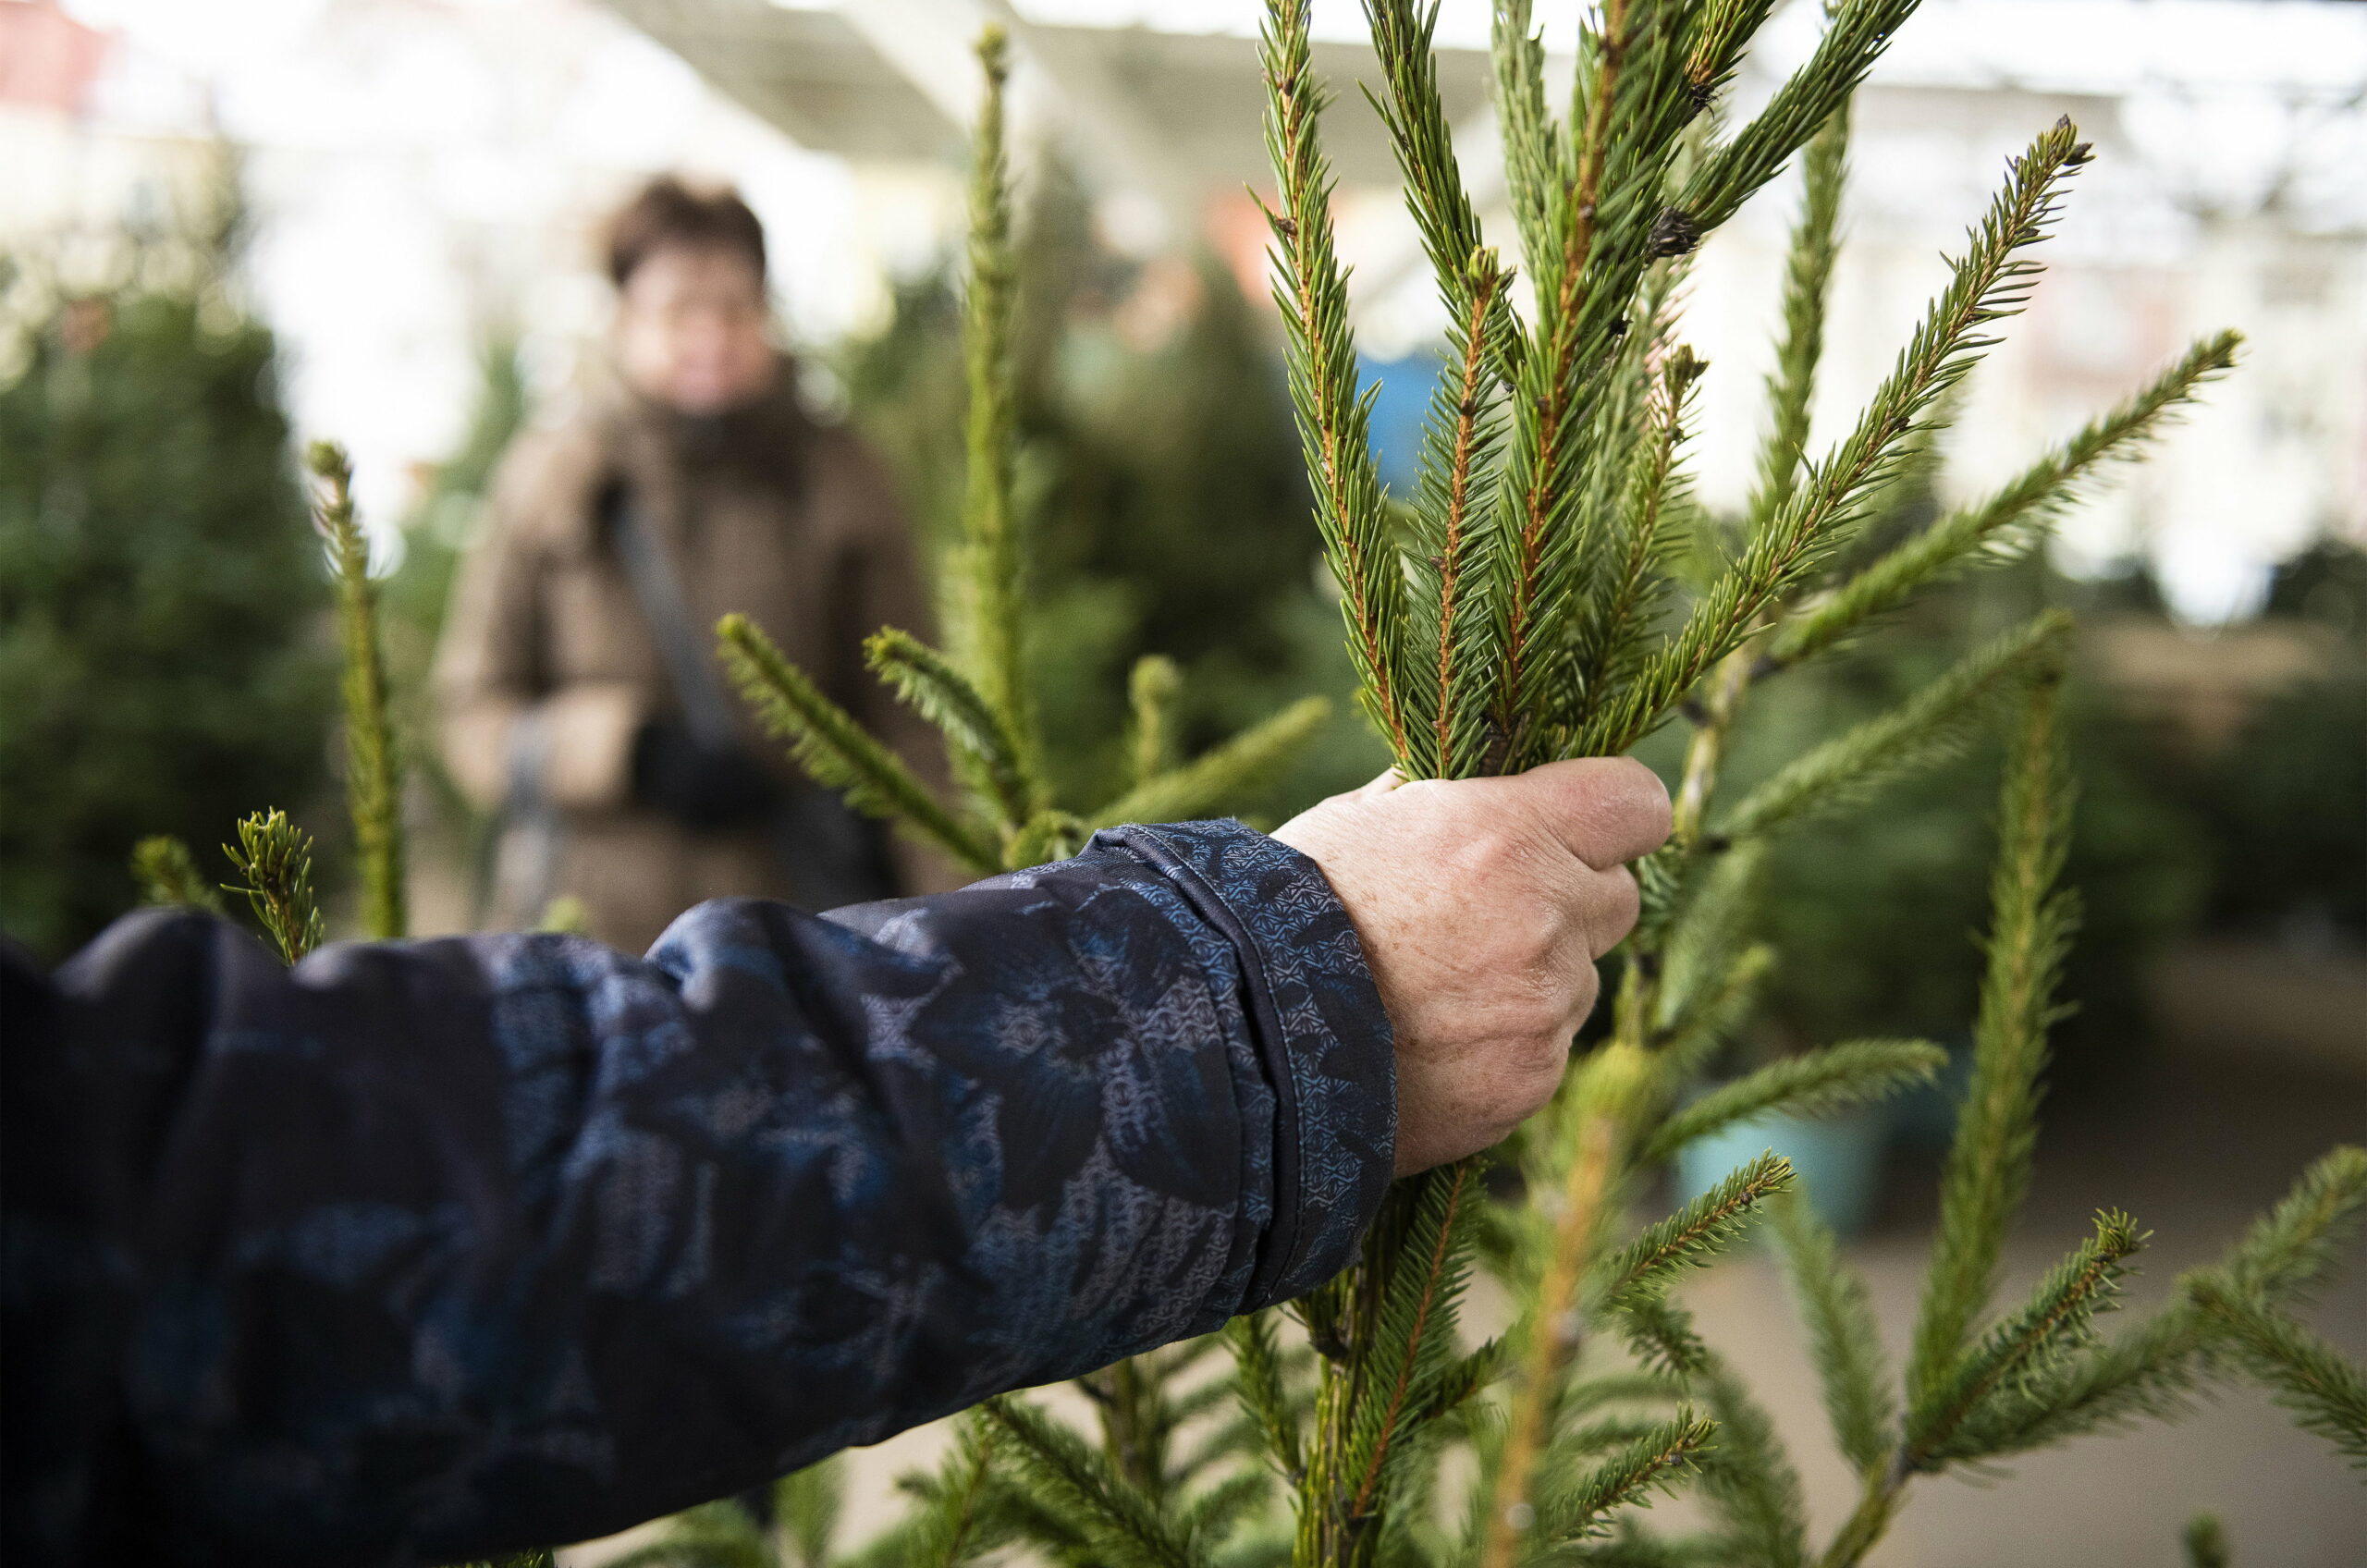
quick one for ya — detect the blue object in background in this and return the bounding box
[1891,1035,1976,1152]
[1676,1106,1896,1236]
[1359,351,1444,490]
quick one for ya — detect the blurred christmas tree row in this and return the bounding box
[0,163,335,958]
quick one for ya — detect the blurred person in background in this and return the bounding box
[434,177,946,950]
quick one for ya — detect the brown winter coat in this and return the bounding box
[433,372,950,951]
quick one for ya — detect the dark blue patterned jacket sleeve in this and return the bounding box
[1,821,1393,1568]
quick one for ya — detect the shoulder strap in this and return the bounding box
[600,484,742,750]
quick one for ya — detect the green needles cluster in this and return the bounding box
[1220,1,2361,1564]
[717,28,1328,879]
[222,806,325,965]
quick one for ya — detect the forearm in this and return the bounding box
[3,821,1392,1567]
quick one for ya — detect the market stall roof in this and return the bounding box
[595,0,1492,189]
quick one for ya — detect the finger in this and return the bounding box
[1579,864,1643,959]
[1349,767,1405,802]
[1510,757,1673,870]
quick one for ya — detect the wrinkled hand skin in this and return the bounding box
[1273,759,1673,1176]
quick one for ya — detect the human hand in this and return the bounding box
[1271,759,1672,1176]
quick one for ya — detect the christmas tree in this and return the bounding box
[631,5,2361,1565]
[108,6,2360,1561]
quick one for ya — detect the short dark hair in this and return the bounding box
[604,176,767,288]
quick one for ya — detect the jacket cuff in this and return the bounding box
[1095,820,1396,1307]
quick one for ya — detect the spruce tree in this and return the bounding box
[651,6,2362,1565]
[87,9,2358,1562]
[0,186,335,957]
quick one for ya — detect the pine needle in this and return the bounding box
[1490,0,1564,289]
[1772,331,2241,667]
[1767,1190,1896,1476]
[2189,1280,2367,1471]
[1127,655,1183,790]
[1656,943,1776,1083]
[1490,0,1704,769]
[978,1395,1209,1568]
[1639,1039,1947,1166]
[1907,673,2078,1409]
[949,25,1040,796]
[131,834,225,914]
[1599,1151,1795,1307]
[1342,1157,1488,1518]
[1910,1208,2146,1467]
[1087,697,1330,829]
[222,807,325,965]
[1683,0,1919,232]
[308,440,405,939]
[1261,0,1412,758]
[718,613,998,873]
[772,1455,842,1568]
[1572,346,1711,719]
[1006,808,1088,867]
[2214,1143,2367,1306]
[1949,1146,2366,1463]
[902,1415,1005,1568]
[1534,1408,1718,1545]
[1693,1357,1809,1568]
[1587,118,2091,757]
[1226,1309,1305,1481]
[1716,609,2071,840]
[1746,98,1850,534]
[865,626,1038,829]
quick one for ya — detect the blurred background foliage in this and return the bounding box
[3,163,2361,1094]
[0,187,335,958]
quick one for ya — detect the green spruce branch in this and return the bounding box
[948,26,1040,801]
[1127,655,1184,790]
[1747,97,1849,533]
[1907,674,2079,1406]
[1936,1145,2366,1464]
[2188,1280,2367,1471]
[719,614,999,873]
[1693,1357,1810,1568]
[1534,1409,1717,1546]
[1259,0,1411,760]
[132,834,226,914]
[1584,118,2091,757]
[1907,1208,2147,1467]
[1768,1192,1896,1476]
[1715,608,2070,840]
[1771,330,2241,668]
[1088,697,1330,830]
[308,441,406,939]
[1638,1039,1946,1166]
[2184,1513,2232,1568]
[223,807,325,964]
[865,627,1037,828]
[979,1396,1209,1568]
[1681,0,1918,232]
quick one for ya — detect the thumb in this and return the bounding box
[1503,757,1673,870]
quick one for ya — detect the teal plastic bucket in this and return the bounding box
[1674,1107,1892,1236]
